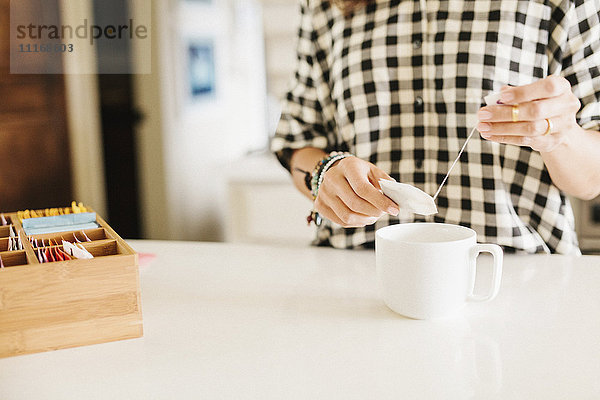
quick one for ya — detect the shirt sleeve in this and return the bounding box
[548,0,600,132]
[270,0,337,171]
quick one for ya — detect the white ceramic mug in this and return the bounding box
[375,223,503,319]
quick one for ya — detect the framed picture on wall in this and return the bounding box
[188,40,216,99]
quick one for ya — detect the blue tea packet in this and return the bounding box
[22,212,99,235]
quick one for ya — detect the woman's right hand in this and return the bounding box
[314,156,399,227]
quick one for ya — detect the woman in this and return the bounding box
[271,0,600,253]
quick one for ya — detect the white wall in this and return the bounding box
[262,0,300,100]
[134,0,276,241]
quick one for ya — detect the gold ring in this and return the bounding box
[544,118,553,136]
[512,104,519,122]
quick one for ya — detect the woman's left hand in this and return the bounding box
[477,75,582,153]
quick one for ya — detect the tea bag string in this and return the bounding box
[432,126,478,201]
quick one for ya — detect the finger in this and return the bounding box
[316,196,378,227]
[480,134,535,147]
[320,177,384,217]
[330,196,379,227]
[499,75,571,104]
[481,132,565,153]
[479,92,579,123]
[336,188,386,217]
[478,115,572,137]
[320,168,387,217]
[313,200,346,226]
[345,170,399,215]
[368,166,395,190]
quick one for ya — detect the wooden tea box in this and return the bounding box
[0,208,143,358]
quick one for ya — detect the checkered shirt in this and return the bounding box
[271,0,600,254]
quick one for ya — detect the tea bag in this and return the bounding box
[62,240,94,260]
[21,212,98,235]
[8,227,14,251]
[379,179,438,216]
[37,248,45,263]
[484,91,502,105]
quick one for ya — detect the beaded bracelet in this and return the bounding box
[309,156,331,198]
[306,151,354,226]
[310,152,353,200]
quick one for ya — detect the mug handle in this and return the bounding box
[467,244,503,302]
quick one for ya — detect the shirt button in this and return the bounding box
[415,159,424,169]
[413,39,422,49]
[414,96,424,111]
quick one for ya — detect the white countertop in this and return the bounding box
[1,241,599,399]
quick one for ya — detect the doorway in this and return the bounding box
[0,0,72,211]
[93,0,142,238]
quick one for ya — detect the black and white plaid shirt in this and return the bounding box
[271,0,600,254]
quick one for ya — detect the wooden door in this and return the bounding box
[0,0,72,211]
